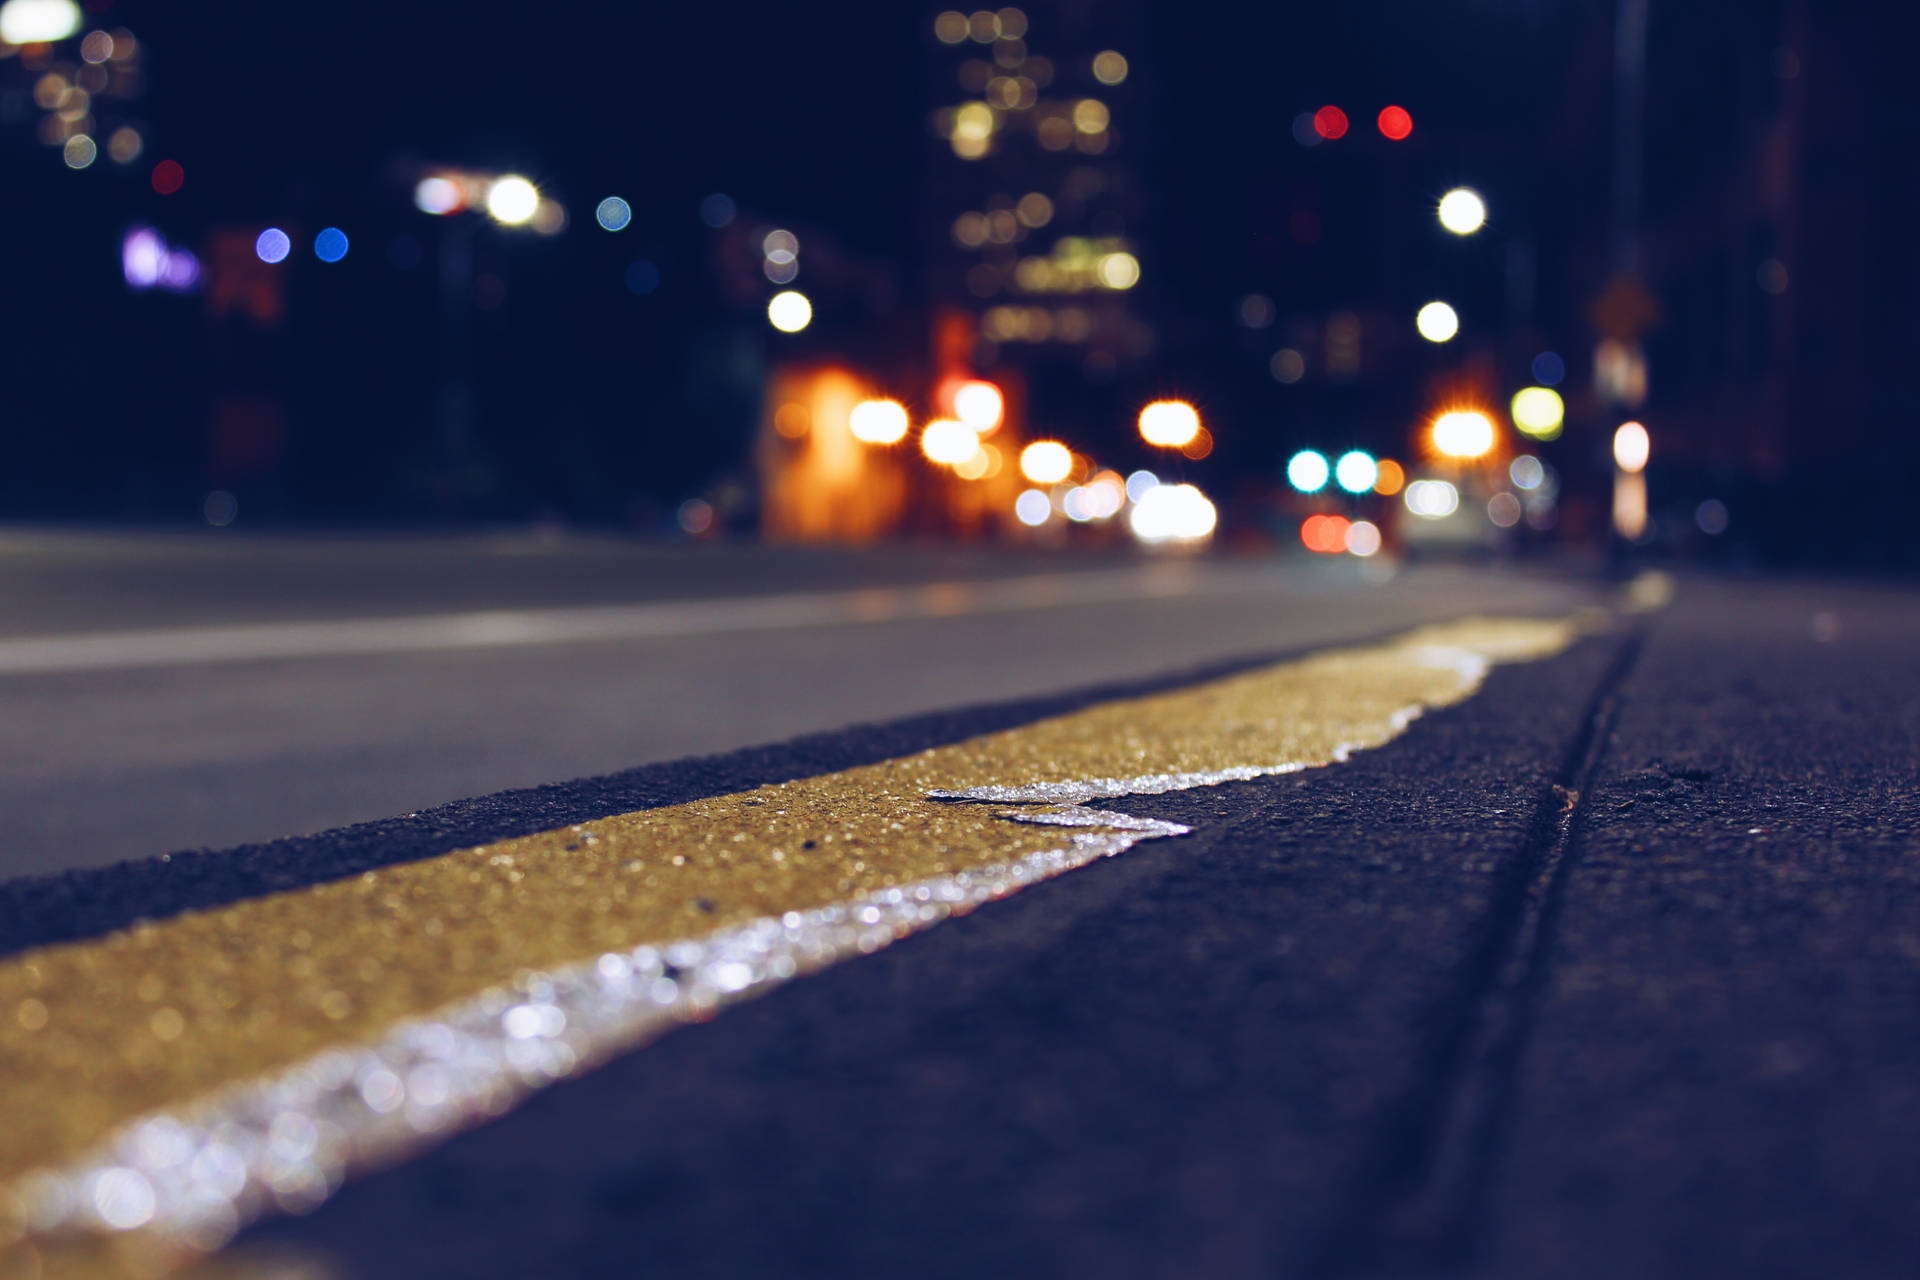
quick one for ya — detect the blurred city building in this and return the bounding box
[1543,0,1919,562]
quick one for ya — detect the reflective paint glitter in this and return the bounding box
[0,617,1593,1268]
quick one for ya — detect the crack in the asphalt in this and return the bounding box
[1300,624,1651,1279]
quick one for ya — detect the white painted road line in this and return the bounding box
[0,564,1258,675]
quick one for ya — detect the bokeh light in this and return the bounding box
[1020,440,1072,484]
[954,446,996,481]
[254,228,291,265]
[1312,105,1349,140]
[151,159,184,195]
[106,125,141,164]
[1125,470,1158,503]
[1510,386,1565,439]
[1531,351,1565,386]
[1613,421,1650,472]
[1097,251,1140,289]
[763,230,798,263]
[313,228,349,263]
[1509,455,1546,490]
[1377,106,1413,140]
[1300,513,1350,553]
[486,176,540,226]
[1695,499,1729,535]
[121,227,164,289]
[677,499,715,535]
[1138,400,1200,448]
[921,419,980,466]
[699,193,736,228]
[0,0,82,44]
[1082,472,1125,519]
[1373,459,1405,495]
[766,290,812,332]
[625,260,660,295]
[953,380,1004,432]
[1405,479,1461,518]
[1286,449,1330,493]
[1438,187,1487,235]
[850,399,910,445]
[1416,300,1459,343]
[1431,410,1495,458]
[1130,483,1216,544]
[1346,520,1383,557]
[595,197,632,231]
[1015,489,1051,526]
[1335,450,1378,494]
[413,176,461,215]
[1487,492,1522,527]
[61,134,95,169]
[1270,348,1306,384]
[1092,50,1128,85]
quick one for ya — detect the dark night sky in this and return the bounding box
[0,0,1721,523]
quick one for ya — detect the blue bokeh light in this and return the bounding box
[1531,350,1565,386]
[625,260,660,295]
[699,193,736,228]
[313,227,349,263]
[595,197,632,231]
[255,228,291,265]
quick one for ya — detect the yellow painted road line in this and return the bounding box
[0,615,1586,1270]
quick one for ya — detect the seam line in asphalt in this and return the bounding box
[1301,622,1651,1277]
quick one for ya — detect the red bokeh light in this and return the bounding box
[151,160,184,195]
[1312,106,1349,140]
[1300,514,1352,553]
[1377,105,1413,140]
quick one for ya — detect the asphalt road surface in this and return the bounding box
[3,531,1916,1280]
[1,529,1598,876]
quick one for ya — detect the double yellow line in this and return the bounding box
[0,615,1585,1273]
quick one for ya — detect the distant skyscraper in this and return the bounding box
[924,3,1150,384]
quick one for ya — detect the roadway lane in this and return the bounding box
[205,575,1915,1280]
[0,530,1600,877]
[6,571,1916,1278]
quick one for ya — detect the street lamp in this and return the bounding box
[850,399,909,445]
[1438,187,1487,235]
[1138,400,1200,449]
[921,419,979,466]
[1020,441,1073,485]
[1431,410,1495,459]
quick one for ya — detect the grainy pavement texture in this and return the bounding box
[0,541,1914,1279]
